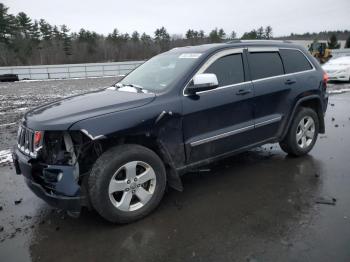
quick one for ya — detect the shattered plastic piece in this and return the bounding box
[14,198,23,205]
[315,196,337,205]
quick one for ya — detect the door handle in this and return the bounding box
[285,79,296,85]
[236,89,251,95]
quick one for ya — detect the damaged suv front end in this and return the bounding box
[12,127,97,212]
[12,86,156,214]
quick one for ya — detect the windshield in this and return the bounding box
[119,52,202,92]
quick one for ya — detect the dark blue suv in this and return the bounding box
[13,40,328,223]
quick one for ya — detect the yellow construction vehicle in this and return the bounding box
[308,42,332,64]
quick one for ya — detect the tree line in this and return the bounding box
[0,3,349,66]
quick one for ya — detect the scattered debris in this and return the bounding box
[55,226,60,231]
[330,103,335,106]
[316,196,337,205]
[0,206,3,211]
[331,117,335,121]
[335,124,339,128]
[315,173,320,178]
[14,198,23,205]
[24,215,32,220]
[0,226,4,232]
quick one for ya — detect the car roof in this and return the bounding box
[167,40,304,55]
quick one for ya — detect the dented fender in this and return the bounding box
[68,95,186,169]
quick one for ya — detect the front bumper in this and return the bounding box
[12,147,83,212]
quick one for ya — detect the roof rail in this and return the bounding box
[226,39,292,44]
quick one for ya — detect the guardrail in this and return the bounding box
[0,61,144,80]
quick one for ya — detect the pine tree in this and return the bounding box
[327,34,340,49]
[344,35,350,48]
[154,27,170,51]
[0,3,16,43]
[209,28,226,43]
[265,26,273,39]
[39,19,52,40]
[230,30,237,40]
[131,31,140,42]
[16,12,32,38]
[61,25,72,56]
[30,20,41,42]
[241,30,258,40]
[257,26,264,39]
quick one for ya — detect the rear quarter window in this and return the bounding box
[279,49,313,73]
[248,52,284,80]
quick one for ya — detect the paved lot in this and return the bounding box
[0,78,350,262]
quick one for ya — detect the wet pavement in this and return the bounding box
[1,79,350,261]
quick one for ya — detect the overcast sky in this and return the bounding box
[3,0,350,37]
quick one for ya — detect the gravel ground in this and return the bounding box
[0,77,117,154]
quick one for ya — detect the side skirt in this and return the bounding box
[176,137,277,176]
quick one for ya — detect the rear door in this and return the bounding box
[247,48,292,142]
[182,49,255,163]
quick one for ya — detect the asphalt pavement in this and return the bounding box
[0,79,350,262]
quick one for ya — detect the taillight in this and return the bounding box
[323,72,329,85]
[34,131,43,147]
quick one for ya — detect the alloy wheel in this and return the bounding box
[108,161,156,211]
[296,116,315,149]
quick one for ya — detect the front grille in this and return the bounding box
[17,125,36,157]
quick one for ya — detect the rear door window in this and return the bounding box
[279,49,313,73]
[204,54,244,87]
[248,52,284,80]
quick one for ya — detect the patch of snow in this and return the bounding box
[20,75,116,82]
[0,122,16,127]
[0,149,12,164]
[16,107,28,112]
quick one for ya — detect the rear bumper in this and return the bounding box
[12,147,83,212]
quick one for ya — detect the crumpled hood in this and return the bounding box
[24,89,155,130]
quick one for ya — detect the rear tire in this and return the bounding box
[88,144,166,223]
[279,107,319,156]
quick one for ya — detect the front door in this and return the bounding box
[182,49,255,163]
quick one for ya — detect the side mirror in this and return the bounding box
[186,73,219,95]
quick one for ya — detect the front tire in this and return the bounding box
[279,107,319,156]
[88,144,166,223]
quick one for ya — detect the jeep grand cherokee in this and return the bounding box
[13,40,328,223]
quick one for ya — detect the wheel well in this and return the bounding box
[299,98,325,133]
[98,134,183,191]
